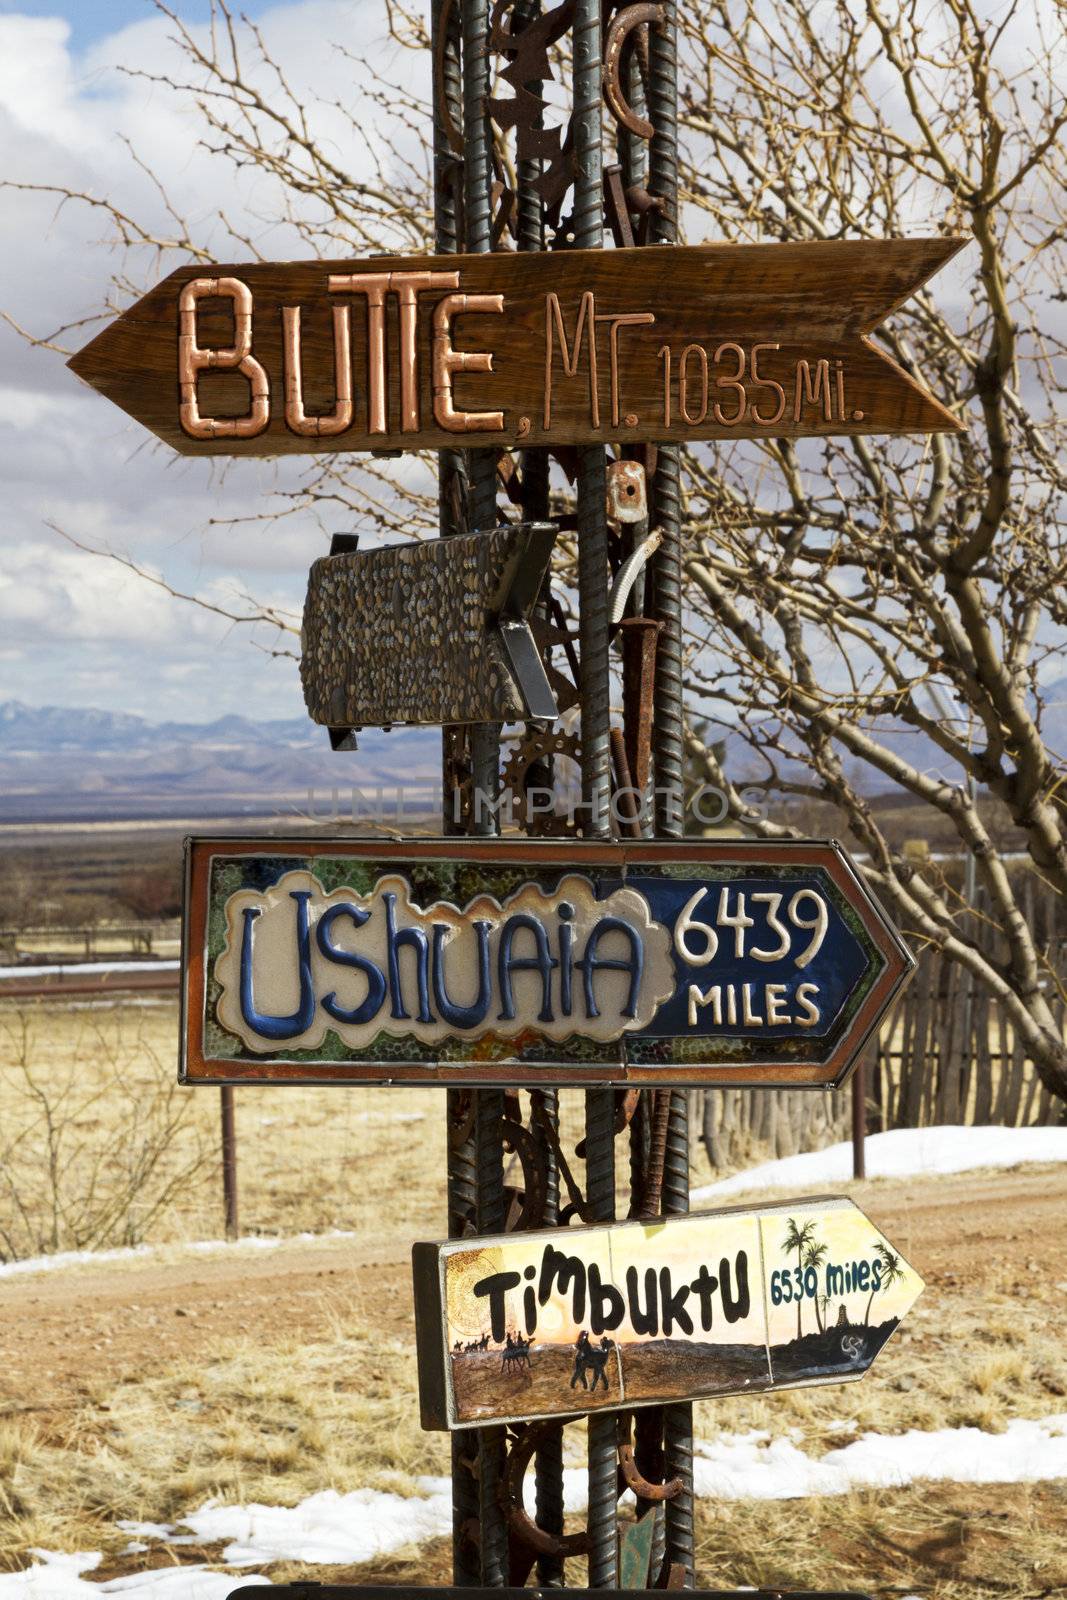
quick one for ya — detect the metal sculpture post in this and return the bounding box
[431,0,692,1584]
[69,3,958,1591]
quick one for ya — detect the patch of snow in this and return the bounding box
[182,1483,456,1567]
[0,1231,357,1280]
[692,1124,1067,1201]
[691,1414,1067,1499]
[0,1550,266,1597]
[9,1417,1065,1589]
[170,1414,1067,1565]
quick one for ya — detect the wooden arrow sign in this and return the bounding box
[412,1197,923,1429]
[301,522,558,730]
[179,836,913,1088]
[69,239,963,457]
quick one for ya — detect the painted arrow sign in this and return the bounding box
[412,1197,923,1429]
[69,239,963,457]
[301,522,558,731]
[179,836,913,1088]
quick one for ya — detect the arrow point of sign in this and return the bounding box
[761,1198,923,1394]
[863,335,965,436]
[860,234,969,332]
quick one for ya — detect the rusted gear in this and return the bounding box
[501,727,582,836]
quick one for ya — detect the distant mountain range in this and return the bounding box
[0,699,440,824]
[0,686,1062,826]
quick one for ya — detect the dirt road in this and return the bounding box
[2,1164,1062,1416]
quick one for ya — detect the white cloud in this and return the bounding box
[0,1,428,721]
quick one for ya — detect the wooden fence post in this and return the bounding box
[220,1086,238,1240]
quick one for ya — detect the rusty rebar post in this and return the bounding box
[513,0,561,1541]
[663,1085,695,1583]
[531,1087,565,1585]
[476,1085,509,1583]
[574,0,611,846]
[647,2,683,841]
[434,0,466,541]
[572,0,618,1582]
[584,1084,619,1587]
[852,1056,867,1179]
[464,0,505,1554]
[462,0,501,835]
[462,0,498,534]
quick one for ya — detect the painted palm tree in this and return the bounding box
[803,1239,829,1331]
[783,1217,816,1338]
[864,1244,905,1326]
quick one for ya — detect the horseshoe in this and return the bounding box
[617,1415,683,1502]
[603,3,664,141]
[501,1116,549,1230]
[503,1421,591,1559]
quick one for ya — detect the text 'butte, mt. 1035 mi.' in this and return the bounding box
[69,239,964,457]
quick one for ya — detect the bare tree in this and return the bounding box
[8,0,1066,1097]
[675,0,1067,1099]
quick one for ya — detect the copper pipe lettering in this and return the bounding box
[657,344,672,426]
[606,313,655,427]
[712,342,746,426]
[793,358,833,423]
[282,304,353,437]
[750,342,786,426]
[432,292,505,433]
[393,271,461,431]
[328,273,390,433]
[679,342,709,425]
[329,270,459,434]
[544,292,599,429]
[178,276,269,440]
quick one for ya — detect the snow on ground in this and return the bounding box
[692,1414,1067,1498]
[4,1414,1060,1595]
[180,1481,456,1567]
[0,1550,268,1597]
[692,1124,1067,1201]
[0,1231,357,1281]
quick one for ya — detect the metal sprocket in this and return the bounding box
[501,727,581,836]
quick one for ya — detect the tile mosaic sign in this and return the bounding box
[180,837,913,1087]
[300,523,558,730]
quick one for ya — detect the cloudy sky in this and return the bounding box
[0,0,422,723]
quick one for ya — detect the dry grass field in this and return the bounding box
[0,996,1065,1598]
